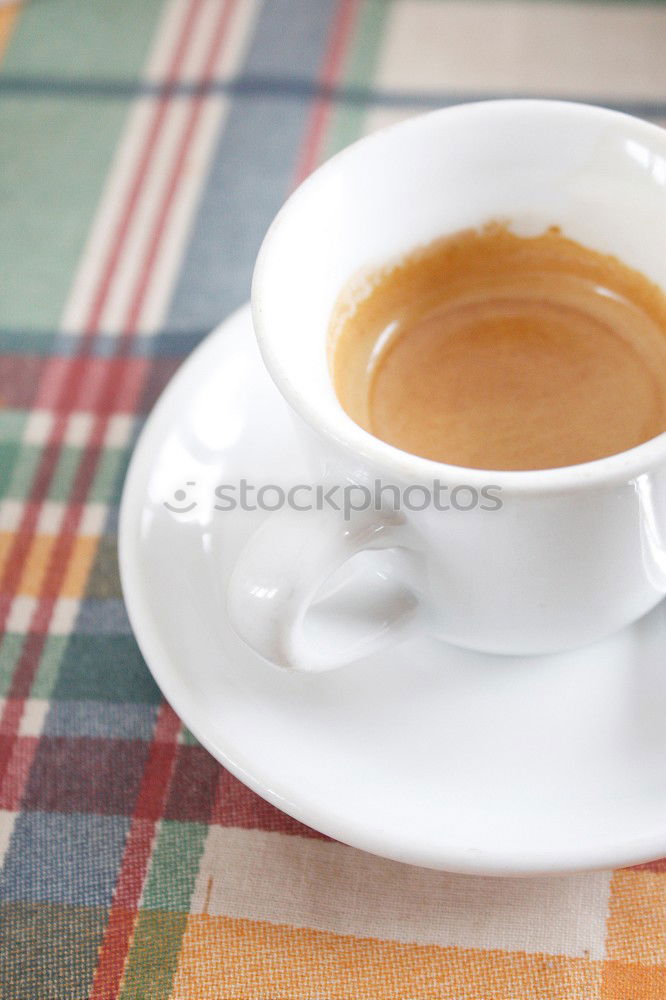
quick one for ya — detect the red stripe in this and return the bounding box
[3,0,237,665]
[122,0,238,335]
[90,28,359,986]
[0,356,48,408]
[210,767,330,839]
[89,703,181,1000]
[0,734,39,811]
[4,3,356,995]
[0,697,23,735]
[85,0,204,338]
[0,0,205,811]
[88,5,239,991]
[14,0,236,649]
[0,0,202,644]
[292,0,360,185]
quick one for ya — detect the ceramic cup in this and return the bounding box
[227,99,666,670]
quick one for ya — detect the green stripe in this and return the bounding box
[119,821,209,1000]
[0,409,26,442]
[3,442,41,504]
[0,902,109,1000]
[181,726,201,746]
[119,911,190,1000]
[323,0,392,159]
[0,0,164,332]
[0,634,23,696]
[3,439,133,507]
[30,636,70,699]
[0,411,27,495]
[2,0,165,81]
[141,821,209,911]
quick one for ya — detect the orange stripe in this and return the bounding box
[604,870,666,964]
[171,914,602,1000]
[0,2,20,64]
[601,961,666,1000]
[0,533,15,581]
[16,536,57,597]
[601,869,666,999]
[59,535,99,598]
[2,531,98,599]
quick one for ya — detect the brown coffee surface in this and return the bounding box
[329,224,666,470]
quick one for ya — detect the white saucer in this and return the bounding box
[119,305,666,875]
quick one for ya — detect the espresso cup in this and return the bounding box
[227,100,666,670]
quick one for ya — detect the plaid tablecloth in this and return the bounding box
[1,1,666,997]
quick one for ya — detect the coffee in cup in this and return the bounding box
[330,222,666,471]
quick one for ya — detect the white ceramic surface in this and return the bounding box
[119,305,666,875]
[232,101,666,667]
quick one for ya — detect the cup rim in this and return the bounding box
[252,98,666,496]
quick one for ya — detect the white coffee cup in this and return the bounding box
[227,100,666,671]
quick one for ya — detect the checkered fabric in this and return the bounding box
[1,0,666,997]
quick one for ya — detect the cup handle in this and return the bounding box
[227,505,422,671]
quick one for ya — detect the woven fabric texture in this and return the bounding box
[1,1,666,997]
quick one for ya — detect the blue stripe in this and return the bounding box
[0,812,131,906]
[0,73,665,122]
[75,599,133,635]
[44,700,158,740]
[163,0,339,338]
[0,329,209,357]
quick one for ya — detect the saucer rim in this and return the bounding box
[119,304,666,876]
